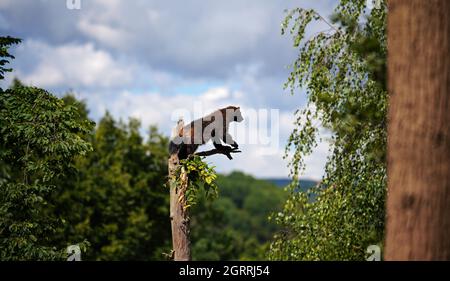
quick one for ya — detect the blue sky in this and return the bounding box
[0,0,338,179]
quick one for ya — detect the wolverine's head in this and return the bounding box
[227,106,244,123]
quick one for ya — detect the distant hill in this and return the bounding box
[264,178,318,191]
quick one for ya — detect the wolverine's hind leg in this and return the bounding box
[211,129,228,149]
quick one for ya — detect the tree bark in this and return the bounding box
[386,0,450,260]
[168,153,191,261]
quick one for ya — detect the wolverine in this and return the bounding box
[169,106,244,159]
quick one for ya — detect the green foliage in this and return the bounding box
[52,110,171,260]
[0,40,171,260]
[270,1,387,260]
[176,155,218,210]
[0,76,94,259]
[0,36,21,81]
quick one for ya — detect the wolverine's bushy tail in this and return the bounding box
[169,117,185,156]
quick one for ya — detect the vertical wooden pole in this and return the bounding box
[386,0,450,260]
[168,153,191,261]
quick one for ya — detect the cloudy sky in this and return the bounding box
[0,0,338,180]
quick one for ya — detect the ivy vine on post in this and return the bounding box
[167,155,219,261]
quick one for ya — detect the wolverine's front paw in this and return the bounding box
[231,142,239,149]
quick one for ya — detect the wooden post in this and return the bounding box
[386,0,450,260]
[168,152,191,261]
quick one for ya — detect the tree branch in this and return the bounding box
[194,145,241,160]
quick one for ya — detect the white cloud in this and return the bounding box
[15,40,134,89]
[0,0,14,9]
[202,87,230,101]
[77,19,129,50]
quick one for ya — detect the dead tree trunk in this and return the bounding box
[168,153,191,261]
[386,0,450,260]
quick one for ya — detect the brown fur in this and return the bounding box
[170,106,243,159]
